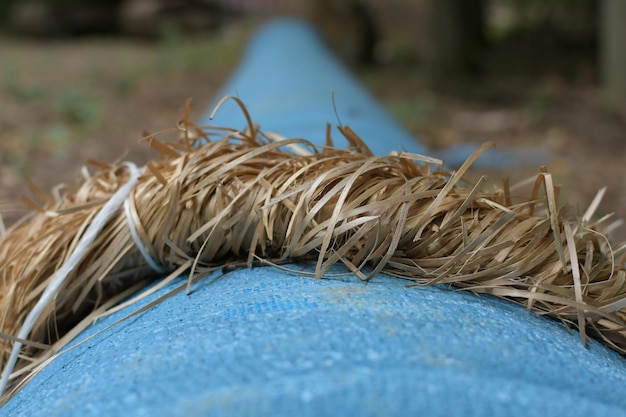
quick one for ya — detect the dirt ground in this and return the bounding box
[1,18,626,240]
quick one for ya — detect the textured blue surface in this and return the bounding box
[2,17,623,417]
[3,268,626,417]
[204,18,429,158]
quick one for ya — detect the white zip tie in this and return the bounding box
[124,198,165,274]
[0,162,141,397]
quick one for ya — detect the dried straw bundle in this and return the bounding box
[1,102,626,401]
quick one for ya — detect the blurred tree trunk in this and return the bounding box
[600,0,626,110]
[425,0,486,86]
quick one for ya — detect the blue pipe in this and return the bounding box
[4,268,626,416]
[204,18,430,157]
[2,18,622,417]
[205,18,548,168]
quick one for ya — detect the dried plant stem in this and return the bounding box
[1,108,625,402]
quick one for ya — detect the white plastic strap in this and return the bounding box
[0,162,141,396]
[124,198,165,274]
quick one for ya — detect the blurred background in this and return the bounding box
[0,0,625,236]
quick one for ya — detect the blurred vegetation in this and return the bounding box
[0,22,240,175]
[487,0,598,75]
[422,0,598,85]
[0,0,602,83]
[0,0,613,160]
[0,0,624,228]
[489,0,597,37]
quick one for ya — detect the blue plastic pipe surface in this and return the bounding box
[205,18,430,157]
[3,269,626,417]
[205,18,547,167]
[2,18,623,417]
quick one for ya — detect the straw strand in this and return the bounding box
[0,162,140,396]
[1,112,626,403]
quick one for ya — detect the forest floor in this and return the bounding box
[1,19,625,240]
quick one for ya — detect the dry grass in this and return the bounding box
[1,99,626,402]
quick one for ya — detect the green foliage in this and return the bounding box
[1,67,45,102]
[40,124,72,158]
[0,2,13,26]
[156,26,238,73]
[524,83,557,124]
[54,87,103,127]
[0,20,243,176]
[488,0,598,39]
[156,24,185,71]
[386,95,438,134]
